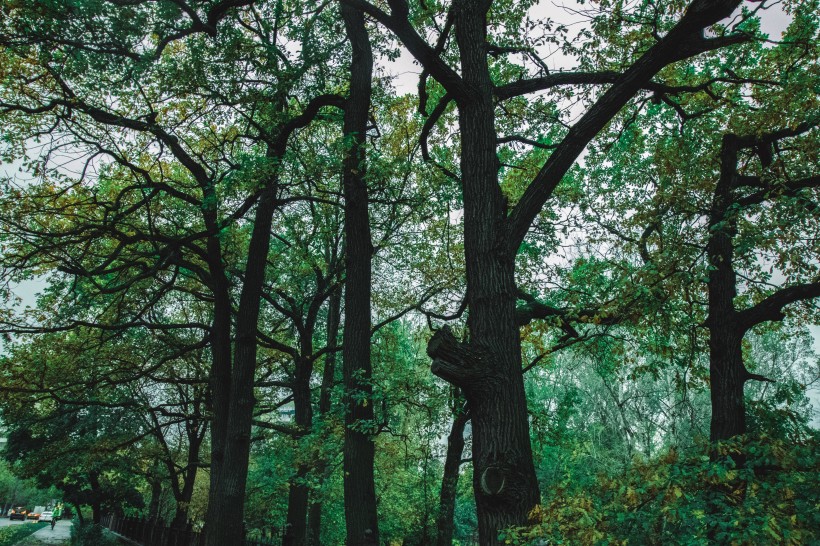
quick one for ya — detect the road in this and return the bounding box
[0,518,72,545]
[0,517,38,528]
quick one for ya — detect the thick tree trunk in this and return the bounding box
[340,4,378,545]
[436,409,469,546]
[429,4,540,543]
[308,287,342,545]
[708,330,746,442]
[205,189,278,546]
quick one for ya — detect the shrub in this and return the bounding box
[502,433,820,545]
[70,522,121,546]
[0,523,47,546]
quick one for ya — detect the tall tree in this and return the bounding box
[341,0,750,540]
[340,2,379,543]
[705,124,820,443]
[0,2,347,542]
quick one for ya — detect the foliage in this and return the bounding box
[0,0,818,544]
[504,431,820,546]
[0,522,47,546]
[0,458,56,508]
[70,522,122,546]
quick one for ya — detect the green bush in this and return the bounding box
[0,522,47,546]
[503,433,820,546]
[70,522,122,546]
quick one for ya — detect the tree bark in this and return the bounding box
[436,408,469,546]
[284,358,314,546]
[439,4,540,543]
[171,425,205,530]
[340,3,378,545]
[308,286,342,545]
[205,187,278,546]
[203,224,234,541]
[706,139,747,443]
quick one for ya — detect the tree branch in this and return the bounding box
[738,281,820,331]
[504,0,746,255]
[427,326,489,386]
[340,0,467,97]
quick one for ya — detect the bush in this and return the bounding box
[502,433,820,546]
[70,522,121,546]
[0,522,47,546]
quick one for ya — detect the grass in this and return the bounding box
[0,522,48,546]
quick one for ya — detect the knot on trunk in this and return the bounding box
[427,326,488,387]
[479,466,506,496]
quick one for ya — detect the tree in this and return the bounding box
[339,0,753,540]
[569,1,820,446]
[0,2,348,542]
[339,3,379,543]
[705,124,819,444]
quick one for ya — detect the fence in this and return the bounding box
[101,515,283,546]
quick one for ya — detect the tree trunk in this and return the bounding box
[89,472,102,525]
[340,4,378,545]
[203,227,233,541]
[173,421,205,529]
[284,363,314,546]
[708,328,746,442]
[428,4,540,543]
[436,409,469,546]
[308,287,342,545]
[205,188,278,546]
[74,503,84,526]
[147,474,162,521]
[706,136,747,444]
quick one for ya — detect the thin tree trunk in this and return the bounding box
[89,472,102,525]
[74,503,84,526]
[340,4,378,544]
[147,473,162,521]
[203,227,233,541]
[307,286,342,545]
[172,430,205,530]
[284,362,314,546]
[436,409,469,546]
